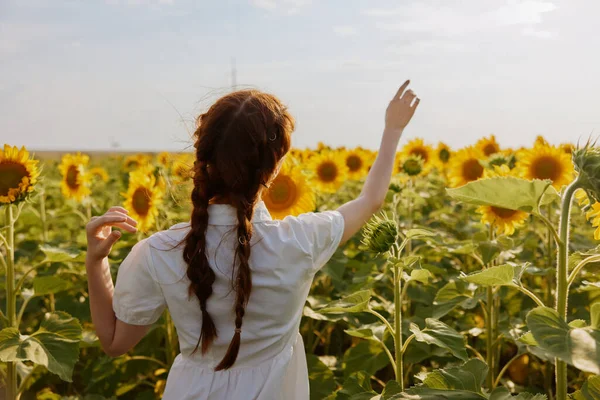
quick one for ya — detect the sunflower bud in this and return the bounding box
[572,144,600,202]
[402,155,424,177]
[362,213,399,254]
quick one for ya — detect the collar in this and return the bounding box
[205,200,273,225]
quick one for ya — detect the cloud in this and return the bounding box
[250,0,313,15]
[333,25,358,37]
[365,1,558,37]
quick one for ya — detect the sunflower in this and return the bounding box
[262,161,315,220]
[401,138,434,168]
[123,154,152,171]
[476,134,501,157]
[156,152,172,167]
[0,144,40,204]
[575,189,590,207]
[343,149,369,180]
[307,150,347,193]
[122,168,165,232]
[59,153,91,202]
[435,142,452,168]
[516,143,574,189]
[534,135,549,147]
[560,143,574,154]
[171,154,194,183]
[476,165,529,236]
[447,146,486,188]
[89,167,109,183]
[585,202,600,240]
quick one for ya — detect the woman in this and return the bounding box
[85,81,419,399]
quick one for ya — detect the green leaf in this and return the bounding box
[345,324,386,344]
[478,241,502,265]
[408,269,432,284]
[381,381,403,399]
[0,312,82,381]
[307,354,337,400]
[571,375,600,400]
[409,319,468,360]
[318,290,372,314]
[39,245,85,263]
[405,229,437,240]
[526,307,600,374]
[489,387,547,400]
[391,360,488,399]
[343,341,390,379]
[591,303,600,330]
[33,276,73,296]
[446,177,556,214]
[462,264,515,287]
[518,332,538,346]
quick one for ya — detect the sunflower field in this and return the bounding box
[1,135,600,400]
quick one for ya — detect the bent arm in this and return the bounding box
[337,81,420,243]
[86,256,150,357]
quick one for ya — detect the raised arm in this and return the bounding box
[337,80,420,243]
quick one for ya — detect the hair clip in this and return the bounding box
[261,182,270,189]
[269,132,277,141]
[238,237,247,245]
[235,328,242,333]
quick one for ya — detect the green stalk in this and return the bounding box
[555,180,580,400]
[485,226,496,389]
[39,188,48,242]
[544,204,555,399]
[486,286,495,388]
[5,205,17,399]
[393,262,404,389]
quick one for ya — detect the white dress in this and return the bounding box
[112,201,345,400]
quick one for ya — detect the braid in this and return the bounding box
[214,196,254,371]
[183,163,218,355]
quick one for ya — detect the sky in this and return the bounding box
[1,0,598,152]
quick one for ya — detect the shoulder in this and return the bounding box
[141,222,190,285]
[259,210,345,256]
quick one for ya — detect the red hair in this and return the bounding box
[180,90,294,370]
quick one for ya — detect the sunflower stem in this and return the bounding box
[5,205,18,399]
[39,187,49,242]
[393,261,404,389]
[555,179,580,400]
[485,225,496,389]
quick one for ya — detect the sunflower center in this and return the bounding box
[66,166,80,189]
[462,159,484,182]
[132,187,152,216]
[0,162,28,196]
[346,155,363,172]
[439,148,450,163]
[266,174,298,211]
[531,156,562,181]
[483,143,499,156]
[410,148,429,162]
[317,161,338,183]
[490,206,518,219]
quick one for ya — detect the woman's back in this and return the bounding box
[113,201,344,399]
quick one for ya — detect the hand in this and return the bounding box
[86,206,138,263]
[385,80,420,135]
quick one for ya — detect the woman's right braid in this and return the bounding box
[183,162,218,354]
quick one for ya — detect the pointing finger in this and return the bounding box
[393,80,410,100]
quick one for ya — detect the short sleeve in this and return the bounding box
[113,239,166,325]
[286,210,345,274]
